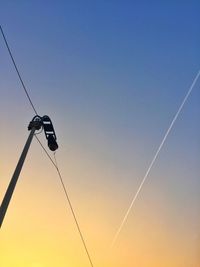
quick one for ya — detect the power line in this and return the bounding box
[53,152,94,267]
[111,69,200,247]
[35,136,95,267]
[0,25,38,115]
[35,136,94,267]
[1,24,95,267]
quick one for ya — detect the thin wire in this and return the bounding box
[34,128,44,135]
[1,24,95,267]
[0,25,38,115]
[111,69,200,247]
[53,152,94,267]
[34,135,94,267]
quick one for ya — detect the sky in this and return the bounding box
[0,1,200,267]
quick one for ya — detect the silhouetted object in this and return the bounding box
[47,135,58,151]
[0,115,58,228]
[42,115,58,151]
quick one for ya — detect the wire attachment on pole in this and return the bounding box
[28,115,43,131]
[30,115,59,151]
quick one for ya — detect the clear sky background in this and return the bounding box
[0,1,200,267]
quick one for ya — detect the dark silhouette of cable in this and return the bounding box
[53,152,94,267]
[35,136,94,267]
[0,25,38,115]
[1,24,95,267]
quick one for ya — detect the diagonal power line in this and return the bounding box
[0,24,94,267]
[35,136,94,267]
[52,152,94,267]
[111,69,200,247]
[0,25,38,115]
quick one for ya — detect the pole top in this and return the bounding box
[28,116,42,131]
[28,115,58,151]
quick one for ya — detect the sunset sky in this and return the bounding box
[0,1,200,267]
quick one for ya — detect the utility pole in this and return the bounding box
[0,115,58,228]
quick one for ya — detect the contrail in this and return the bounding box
[111,70,200,247]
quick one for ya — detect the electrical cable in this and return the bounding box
[0,25,38,115]
[34,136,94,267]
[34,128,44,135]
[1,24,95,267]
[53,152,94,267]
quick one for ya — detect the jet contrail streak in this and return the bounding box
[111,70,200,247]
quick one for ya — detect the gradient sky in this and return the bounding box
[0,1,200,267]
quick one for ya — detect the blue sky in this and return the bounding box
[0,1,200,266]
